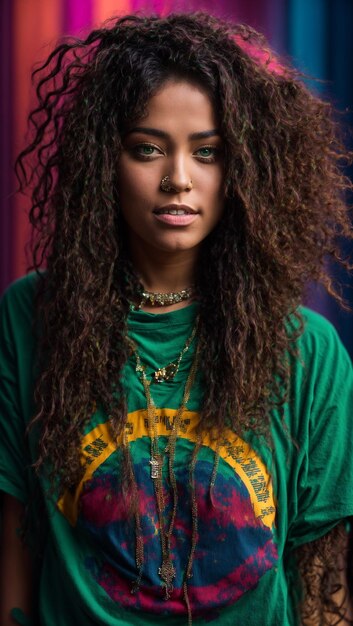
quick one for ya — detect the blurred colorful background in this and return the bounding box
[1,0,353,355]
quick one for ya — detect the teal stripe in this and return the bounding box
[288,0,329,89]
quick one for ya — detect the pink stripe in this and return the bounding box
[64,0,93,34]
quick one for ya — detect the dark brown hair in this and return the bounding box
[16,12,353,623]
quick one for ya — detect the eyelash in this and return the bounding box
[132,143,221,163]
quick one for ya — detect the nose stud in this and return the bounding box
[160,176,193,192]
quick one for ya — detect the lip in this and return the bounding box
[153,203,199,227]
[154,204,198,215]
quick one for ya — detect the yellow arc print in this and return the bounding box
[58,408,276,529]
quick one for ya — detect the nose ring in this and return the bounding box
[160,176,193,192]
[160,176,173,192]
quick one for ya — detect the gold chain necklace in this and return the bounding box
[127,335,200,600]
[151,321,198,383]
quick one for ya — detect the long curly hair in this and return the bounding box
[16,12,353,623]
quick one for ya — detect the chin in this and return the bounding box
[153,237,202,253]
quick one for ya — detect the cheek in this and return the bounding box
[118,165,152,212]
[201,165,224,195]
[210,183,225,225]
[205,172,225,210]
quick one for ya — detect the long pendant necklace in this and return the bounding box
[127,336,200,599]
[151,321,198,384]
[128,318,198,385]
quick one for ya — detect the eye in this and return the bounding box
[194,146,221,162]
[132,143,163,159]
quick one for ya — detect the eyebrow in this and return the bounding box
[126,127,221,140]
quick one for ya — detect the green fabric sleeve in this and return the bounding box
[0,280,32,504]
[288,309,353,548]
[10,608,35,626]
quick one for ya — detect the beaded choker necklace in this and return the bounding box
[135,286,194,309]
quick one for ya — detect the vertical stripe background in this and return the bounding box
[0,0,13,294]
[1,0,352,354]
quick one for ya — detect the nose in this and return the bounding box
[162,154,193,192]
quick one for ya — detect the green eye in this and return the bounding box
[198,147,213,157]
[195,146,220,161]
[140,145,155,155]
[132,143,162,159]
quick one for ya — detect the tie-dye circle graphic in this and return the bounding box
[59,410,278,620]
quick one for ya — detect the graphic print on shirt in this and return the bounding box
[58,409,278,619]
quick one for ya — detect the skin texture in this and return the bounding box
[117,79,225,304]
[0,495,33,626]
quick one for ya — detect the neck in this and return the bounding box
[129,242,198,294]
[127,239,199,313]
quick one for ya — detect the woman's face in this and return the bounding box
[117,80,225,257]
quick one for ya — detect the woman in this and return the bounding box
[0,12,353,626]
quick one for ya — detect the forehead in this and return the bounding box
[139,80,218,131]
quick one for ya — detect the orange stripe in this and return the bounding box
[12,0,62,279]
[93,0,132,27]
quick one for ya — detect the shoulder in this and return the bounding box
[1,272,40,313]
[294,305,350,368]
[0,272,41,343]
[298,305,341,341]
[287,306,353,415]
[1,272,40,306]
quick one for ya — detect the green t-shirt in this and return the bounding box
[1,273,353,626]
